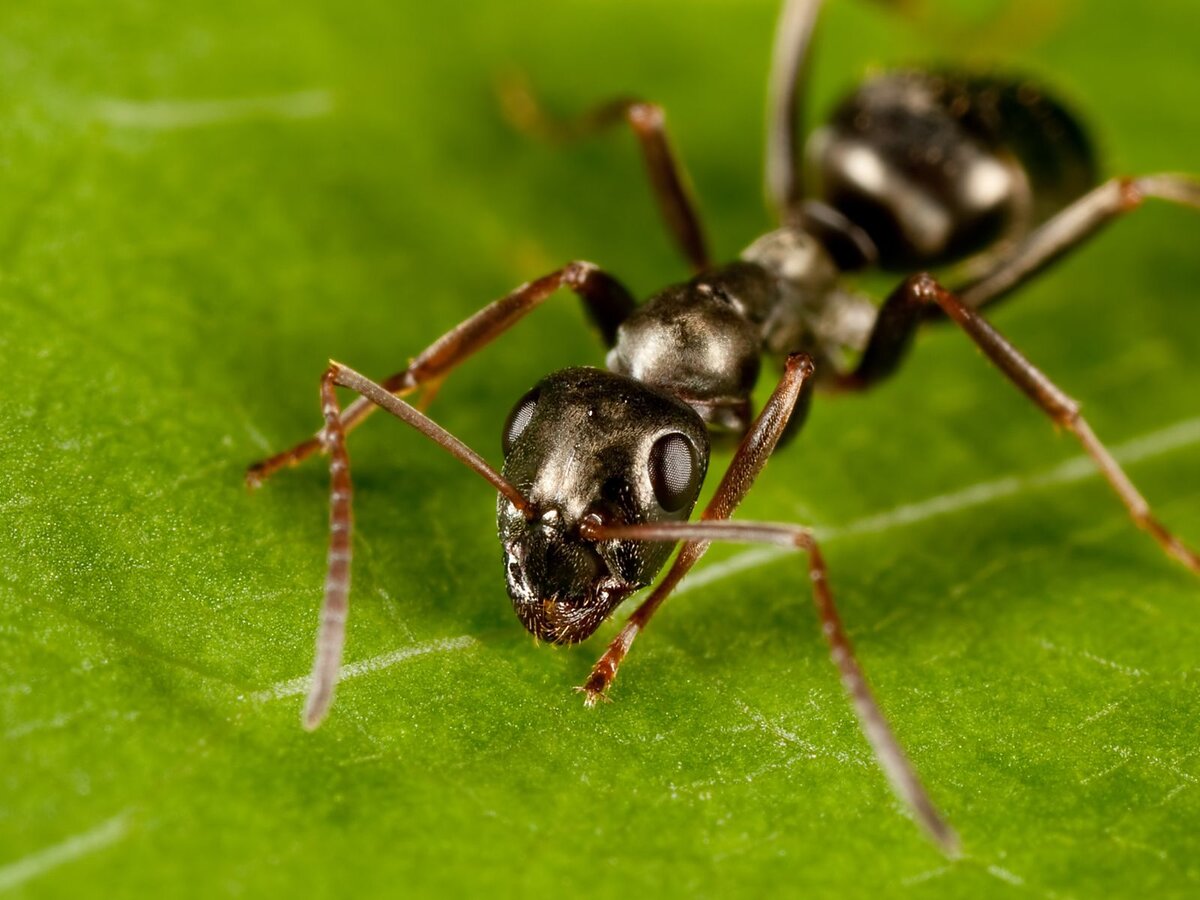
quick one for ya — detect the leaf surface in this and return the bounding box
[3,1,1199,896]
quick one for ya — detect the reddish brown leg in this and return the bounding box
[499,78,710,272]
[582,353,816,703]
[917,273,1198,573]
[580,516,958,855]
[947,173,1200,313]
[246,261,634,487]
[837,175,1200,358]
[301,362,532,731]
[765,0,823,225]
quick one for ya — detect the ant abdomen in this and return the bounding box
[808,70,1098,269]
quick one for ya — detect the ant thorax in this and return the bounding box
[605,226,877,434]
[605,266,765,432]
[740,226,877,378]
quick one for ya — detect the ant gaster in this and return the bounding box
[247,0,1200,854]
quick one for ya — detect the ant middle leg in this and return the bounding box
[499,77,710,272]
[845,272,1200,574]
[946,173,1200,313]
[246,261,635,487]
[580,516,958,855]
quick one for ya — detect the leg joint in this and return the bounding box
[563,260,600,288]
[1117,177,1145,212]
[318,425,339,451]
[785,351,816,380]
[907,272,943,305]
[1054,398,1083,429]
[627,101,664,131]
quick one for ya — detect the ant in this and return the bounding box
[247,0,1200,853]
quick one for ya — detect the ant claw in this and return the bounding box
[574,683,612,707]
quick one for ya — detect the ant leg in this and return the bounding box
[246,261,634,487]
[765,0,824,224]
[499,78,710,272]
[303,361,533,730]
[581,353,815,702]
[947,174,1200,313]
[835,274,932,389]
[580,516,958,856]
[850,273,1200,572]
[777,359,818,448]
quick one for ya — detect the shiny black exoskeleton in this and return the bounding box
[256,0,1199,849]
[498,368,709,643]
[496,69,1109,643]
[811,70,1096,269]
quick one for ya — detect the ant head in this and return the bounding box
[497,367,709,644]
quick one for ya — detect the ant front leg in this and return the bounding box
[246,261,635,486]
[499,77,710,272]
[579,363,958,853]
[846,273,1200,574]
[580,516,959,855]
[582,352,815,702]
[571,338,957,855]
[946,174,1200,313]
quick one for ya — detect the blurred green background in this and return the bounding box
[2,0,1199,896]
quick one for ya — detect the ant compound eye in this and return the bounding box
[502,387,540,456]
[648,433,700,512]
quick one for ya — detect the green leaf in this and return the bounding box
[3,0,1199,896]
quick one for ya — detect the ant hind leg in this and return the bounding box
[765,0,825,224]
[944,173,1200,313]
[846,273,1200,574]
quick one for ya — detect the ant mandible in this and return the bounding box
[247,0,1200,853]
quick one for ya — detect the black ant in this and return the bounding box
[247,0,1200,853]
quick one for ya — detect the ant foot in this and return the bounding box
[574,682,613,708]
[575,661,617,706]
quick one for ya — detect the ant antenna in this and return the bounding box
[302,362,533,730]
